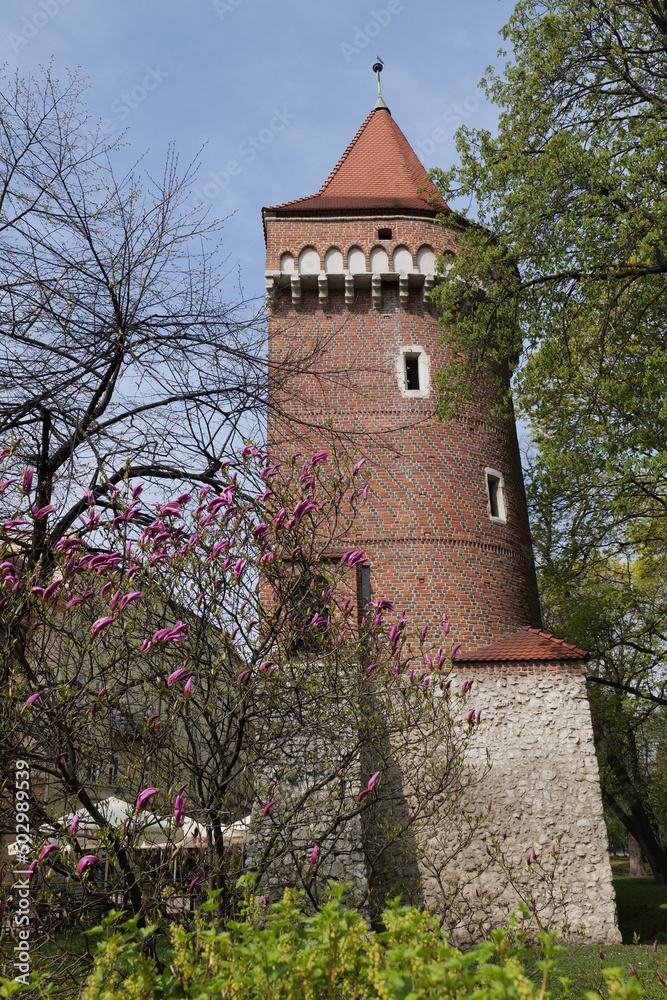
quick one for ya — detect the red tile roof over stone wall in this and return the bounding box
[455,627,588,663]
[264,107,449,216]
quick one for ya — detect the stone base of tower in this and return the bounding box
[417,657,621,943]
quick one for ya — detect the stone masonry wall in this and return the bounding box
[419,661,621,943]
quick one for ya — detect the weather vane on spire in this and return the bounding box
[372,57,389,111]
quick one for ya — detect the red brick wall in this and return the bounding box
[266,213,542,648]
[264,214,457,271]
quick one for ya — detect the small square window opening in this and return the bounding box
[405,355,420,391]
[378,227,392,241]
[396,346,430,398]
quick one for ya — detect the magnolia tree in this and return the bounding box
[0,443,506,984]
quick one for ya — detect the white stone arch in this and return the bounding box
[370,246,389,273]
[324,247,344,273]
[392,245,414,273]
[298,246,321,274]
[347,246,366,274]
[280,252,295,274]
[417,245,436,274]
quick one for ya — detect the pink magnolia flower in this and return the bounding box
[91,615,117,637]
[39,844,59,862]
[174,792,186,828]
[77,855,100,875]
[54,752,67,765]
[352,457,365,474]
[442,614,449,633]
[21,468,34,493]
[341,549,366,567]
[188,876,199,893]
[232,558,247,580]
[69,815,79,837]
[167,668,189,687]
[451,642,461,659]
[183,677,192,699]
[262,800,276,817]
[119,591,142,611]
[32,504,54,520]
[136,787,158,810]
[310,844,319,865]
[367,771,381,792]
[25,691,43,708]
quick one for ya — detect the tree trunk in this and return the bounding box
[628,834,648,877]
[606,794,667,883]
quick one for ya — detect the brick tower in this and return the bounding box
[263,87,540,648]
[263,73,620,942]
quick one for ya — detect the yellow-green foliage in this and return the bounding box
[6,886,646,1000]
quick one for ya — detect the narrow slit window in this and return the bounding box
[486,469,506,521]
[378,227,392,240]
[357,563,371,628]
[488,476,500,518]
[405,355,420,391]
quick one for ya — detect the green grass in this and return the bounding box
[522,873,667,999]
[613,874,667,945]
[524,943,666,1000]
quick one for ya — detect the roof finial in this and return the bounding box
[372,57,389,111]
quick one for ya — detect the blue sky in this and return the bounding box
[0,0,515,304]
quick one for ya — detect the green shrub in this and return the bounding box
[1,884,650,999]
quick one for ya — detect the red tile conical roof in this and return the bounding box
[265,107,449,216]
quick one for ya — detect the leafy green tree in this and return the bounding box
[528,490,667,878]
[431,0,667,548]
